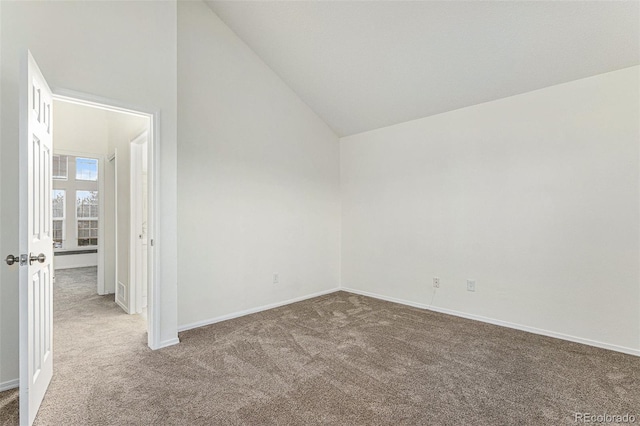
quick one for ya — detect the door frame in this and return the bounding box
[51,89,161,349]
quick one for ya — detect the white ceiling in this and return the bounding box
[206,1,639,137]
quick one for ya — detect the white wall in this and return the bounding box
[53,100,109,154]
[341,66,640,353]
[177,1,341,328]
[1,0,177,386]
[53,253,98,271]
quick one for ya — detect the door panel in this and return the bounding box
[20,50,54,426]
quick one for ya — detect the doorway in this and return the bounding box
[51,94,154,340]
[51,151,105,292]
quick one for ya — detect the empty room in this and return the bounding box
[0,1,638,425]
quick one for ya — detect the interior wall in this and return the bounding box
[0,0,177,385]
[53,101,109,154]
[105,111,149,311]
[53,254,98,271]
[340,66,640,353]
[177,1,341,328]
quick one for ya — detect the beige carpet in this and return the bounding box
[1,267,638,425]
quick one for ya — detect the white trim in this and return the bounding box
[150,338,180,351]
[52,154,69,180]
[178,288,341,332]
[51,188,66,247]
[129,140,139,314]
[113,148,119,305]
[115,281,128,313]
[147,110,161,350]
[130,132,148,146]
[341,287,640,357]
[51,89,174,351]
[53,89,151,118]
[115,297,129,315]
[129,131,148,315]
[0,379,19,392]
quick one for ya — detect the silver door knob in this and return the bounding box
[5,254,19,266]
[29,253,46,265]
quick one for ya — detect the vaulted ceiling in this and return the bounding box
[206,1,639,137]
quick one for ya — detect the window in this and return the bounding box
[52,190,65,248]
[76,157,98,181]
[76,190,98,246]
[53,154,101,250]
[53,155,68,180]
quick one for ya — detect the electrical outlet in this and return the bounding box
[467,279,476,292]
[273,273,279,284]
[433,277,440,288]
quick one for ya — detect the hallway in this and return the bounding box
[0,267,146,425]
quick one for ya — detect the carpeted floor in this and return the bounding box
[1,267,638,425]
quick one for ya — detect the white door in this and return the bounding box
[130,133,148,314]
[19,51,54,426]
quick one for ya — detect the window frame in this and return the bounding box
[52,151,103,253]
[75,190,99,247]
[75,157,99,182]
[52,154,69,180]
[52,189,66,247]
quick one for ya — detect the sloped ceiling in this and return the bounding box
[205,1,639,137]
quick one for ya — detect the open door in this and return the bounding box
[19,50,54,426]
[130,131,149,314]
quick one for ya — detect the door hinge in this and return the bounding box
[150,239,154,247]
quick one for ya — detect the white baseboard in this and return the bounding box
[178,287,341,332]
[149,337,180,350]
[115,297,129,314]
[341,287,640,357]
[54,264,98,270]
[0,379,19,392]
